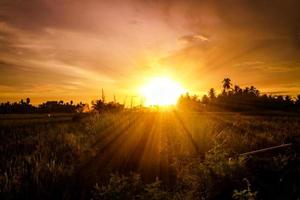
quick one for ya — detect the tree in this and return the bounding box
[277,95,284,102]
[26,97,30,105]
[202,95,209,105]
[244,87,250,95]
[92,100,106,112]
[233,85,242,94]
[191,95,198,101]
[249,86,259,96]
[222,78,232,93]
[296,95,300,106]
[208,88,216,100]
[285,95,293,105]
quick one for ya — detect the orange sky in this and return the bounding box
[0,0,300,104]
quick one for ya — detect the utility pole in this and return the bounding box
[139,96,145,107]
[101,88,105,103]
[130,96,137,109]
[123,96,127,107]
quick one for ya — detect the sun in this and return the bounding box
[140,77,186,106]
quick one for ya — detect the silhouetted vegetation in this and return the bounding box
[91,100,124,113]
[0,99,89,114]
[0,95,126,114]
[2,79,299,114]
[178,78,300,112]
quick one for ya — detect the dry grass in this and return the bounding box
[1,111,300,199]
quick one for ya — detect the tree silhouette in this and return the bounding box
[285,95,293,107]
[296,95,300,106]
[202,95,209,105]
[249,86,259,96]
[26,97,30,105]
[233,85,242,94]
[0,99,89,114]
[222,78,232,94]
[91,98,124,113]
[92,100,106,112]
[177,78,300,112]
[1,78,299,114]
[244,87,250,95]
[208,88,216,100]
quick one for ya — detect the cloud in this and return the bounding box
[267,91,291,95]
[1,0,300,101]
[234,61,265,68]
[178,34,209,45]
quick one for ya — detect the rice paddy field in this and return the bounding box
[1,111,300,200]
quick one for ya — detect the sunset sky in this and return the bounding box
[1,0,300,104]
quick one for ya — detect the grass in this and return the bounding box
[1,111,300,199]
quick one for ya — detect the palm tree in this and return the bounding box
[249,86,255,94]
[233,85,241,94]
[208,88,216,100]
[249,86,260,96]
[244,87,250,95]
[222,78,232,93]
[296,95,300,106]
[26,97,30,105]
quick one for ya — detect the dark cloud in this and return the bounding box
[0,0,92,32]
[1,0,300,39]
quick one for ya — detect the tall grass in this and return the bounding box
[1,112,300,199]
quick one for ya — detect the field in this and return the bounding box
[1,111,300,200]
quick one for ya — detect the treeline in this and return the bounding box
[178,78,300,112]
[91,99,124,113]
[0,97,125,114]
[0,98,90,114]
[2,79,300,114]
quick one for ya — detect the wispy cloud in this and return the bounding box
[178,34,209,45]
[1,0,300,101]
